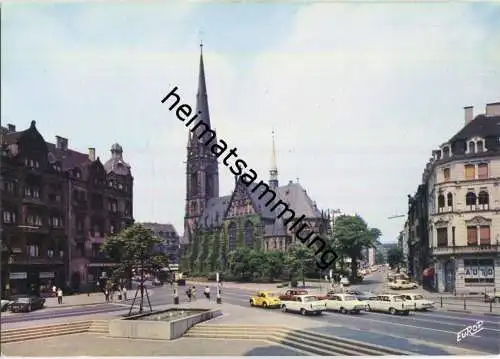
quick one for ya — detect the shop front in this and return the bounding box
[6,266,64,296]
[455,256,497,293]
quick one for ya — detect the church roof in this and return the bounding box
[276,181,323,218]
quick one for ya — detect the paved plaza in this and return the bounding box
[1,333,305,356]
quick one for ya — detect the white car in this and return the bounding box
[389,279,418,290]
[325,293,365,314]
[340,277,350,286]
[1,299,12,311]
[401,294,434,311]
[365,294,413,315]
[280,295,327,316]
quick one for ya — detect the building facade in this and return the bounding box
[141,222,180,265]
[182,48,330,274]
[1,121,133,296]
[411,102,500,294]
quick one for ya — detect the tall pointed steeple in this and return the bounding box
[196,42,211,128]
[269,130,279,189]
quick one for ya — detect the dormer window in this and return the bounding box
[442,147,450,158]
[435,151,442,160]
[469,141,476,154]
[477,141,484,153]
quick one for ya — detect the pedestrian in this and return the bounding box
[57,288,63,304]
[122,286,127,301]
[110,289,114,302]
[186,287,192,302]
[191,286,197,301]
[204,285,210,300]
[104,289,109,303]
[52,285,57,297]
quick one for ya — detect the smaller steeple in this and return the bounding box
[269,130,279,189]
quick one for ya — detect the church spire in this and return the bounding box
[196,41,211,128]
[269,130,279,189]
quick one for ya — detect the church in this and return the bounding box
[183,47,330,273]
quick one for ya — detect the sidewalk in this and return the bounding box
[44,290,135,308]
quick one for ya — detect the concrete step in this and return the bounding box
[186,325,413,356]
[1,321,91,335]
[88,320,110,333]
[1,324,91,343]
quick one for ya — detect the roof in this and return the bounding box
[449,114,500,142]
[200,195,232,228]
[276,182,323,218]
[46,142,90,170]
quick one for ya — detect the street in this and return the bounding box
[2,273,498,355]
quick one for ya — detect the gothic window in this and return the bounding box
[190,173,198,196]
[244,221,254,248]
[228,222,237,251]
[207,176,213,197]
[437,194,445,209]
[447,193,453,207]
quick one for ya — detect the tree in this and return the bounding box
[333,215,381,282]
[387,247,404,272]
[285,245,316,287]
[375,250,386,265]
[100,223,169,314]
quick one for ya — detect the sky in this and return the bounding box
[2,1,500,243]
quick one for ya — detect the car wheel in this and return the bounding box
[389,307,396,315]
[366,305,371,312]
[300,308,307,316]
[249,300,254,307]
[340,307,347,314]
[263,302,268,308]
[353,310,360,314]
[281,305,287,312]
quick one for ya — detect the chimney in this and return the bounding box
[464,106,474,125]
[55,136,68,151]
[88,148,96,162]
[485,102,500,117]
[7,124,16,132]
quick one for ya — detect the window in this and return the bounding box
[478,163,488,179]
[442,147,450,158]
[477,141,484,153]
[479,226,490,245]
[110,225,115,234]
[3,211,16,224]
[469,141,475,154]
[465,192,476,209]
[447,193,453,207]
[33,188,40,199]
[47,249,54,258]
[27,244,39,257]
[467,226,477,245]
[437,194,445,208]
[35,161,40,168]
[464,258,494,284]
[478,191,489,209]
[465,164,475,180]
[436,228,448,247]
[4,181,15,194]
[24,187,31,197]
[443,168,450,181]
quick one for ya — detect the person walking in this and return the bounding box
[122,286,127,301]
[186,287,192,302]
[52,285,57,297]
[204,285,210,300]
[104,289,109,303]
[57,288,63,304]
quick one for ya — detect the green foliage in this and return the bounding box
[332,215,381,281]
[285,245,316,285]
[375,250,386,265]
[100,223,169,286]
[387,246,404,270]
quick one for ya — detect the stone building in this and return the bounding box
[140,222,180,265]
[182,47,329,273]
[1,121,133,295]
[412,102,500,293]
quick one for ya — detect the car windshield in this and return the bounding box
[16,298,30,303]
[303,296,318,302]
[392,296,404,302]
[343,295,356,301]
[413,295,424,300]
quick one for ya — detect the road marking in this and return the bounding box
[417,312,500,325]
[322,311,480,337]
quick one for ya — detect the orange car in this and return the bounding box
[279,289,308,301]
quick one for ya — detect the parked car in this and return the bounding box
[340,277,351,286]
[9,295,45,313]
[485,293,500,303]
[344,290,375,301]
[249,291,281,308]
[279,289,308,301]
[400,294,434,310]
[1,299,13,312]
[280,295,326,316]
[325,293,365,314]
[365,294,412,315]
[389,279,418,290]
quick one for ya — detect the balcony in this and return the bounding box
[8,254,64,265]
[431,244,500,256]
[17,224,49,234]
[22,196,46,207]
